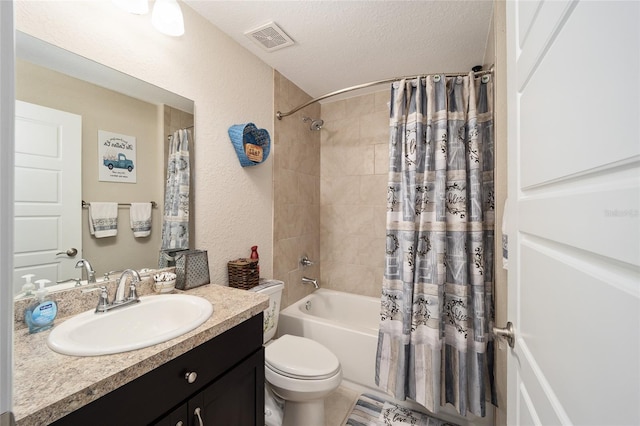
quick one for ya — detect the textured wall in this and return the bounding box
[319,90,390,298]
[273,71,321,308]
[16,0,274,284]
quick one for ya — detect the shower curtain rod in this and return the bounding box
[276,67,494,120]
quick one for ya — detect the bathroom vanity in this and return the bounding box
[13,283,268,426]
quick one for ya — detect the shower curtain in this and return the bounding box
[160,128,190,251]
[375,72,495,417]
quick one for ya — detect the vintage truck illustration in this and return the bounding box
[103,153,134,172]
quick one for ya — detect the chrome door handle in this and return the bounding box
[493,321,515,348]
[56,248,78,257]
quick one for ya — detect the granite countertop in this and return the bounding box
[13,283,268,426]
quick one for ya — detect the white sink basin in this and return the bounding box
[47,294,213,356]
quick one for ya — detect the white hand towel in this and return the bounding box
[130,202,152,238]
[88,202,118,238]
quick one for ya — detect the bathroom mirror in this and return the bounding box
[13,31,195,297]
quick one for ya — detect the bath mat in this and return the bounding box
[344,393,459,426]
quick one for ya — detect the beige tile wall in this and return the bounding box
[273,71,321,307]
[319,90,390,298]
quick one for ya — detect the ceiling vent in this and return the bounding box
[245,22,294,52]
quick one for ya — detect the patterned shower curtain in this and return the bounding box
[375,72,495,417]
[160,128,190,251]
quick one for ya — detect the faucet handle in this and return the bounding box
[127,282,139,301]
[104,270,124,280]
[300,256,314,267]
[83,286,110,312]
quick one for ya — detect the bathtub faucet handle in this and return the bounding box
[300,256,314,267]
[301,276,319,289]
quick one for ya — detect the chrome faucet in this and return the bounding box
[75,258,96,284]
[84,268,141,313]
[114,269,141,304]
[301,276,319,289]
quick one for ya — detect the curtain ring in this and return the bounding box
[481,75,490,84]
[433,75,441,83]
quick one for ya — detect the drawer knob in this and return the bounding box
[184,371,198,384]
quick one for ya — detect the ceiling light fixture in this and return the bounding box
[111,0,149,15]
[152,0,185,37]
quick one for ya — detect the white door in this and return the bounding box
[505,1,639,425]
[14,101,82,294]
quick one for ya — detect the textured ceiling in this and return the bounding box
[184,1,494,99]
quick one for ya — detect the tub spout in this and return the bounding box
[301,276,319,289]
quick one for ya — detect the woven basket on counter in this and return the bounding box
[227,258,259,290]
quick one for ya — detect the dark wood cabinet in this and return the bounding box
[51,314,264,426]
[153,402,188,426]
[154,349,264,426]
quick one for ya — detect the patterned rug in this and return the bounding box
[344,393,459,426]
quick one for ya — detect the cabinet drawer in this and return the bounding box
[52,313,263,426]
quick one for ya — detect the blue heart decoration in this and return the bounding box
[228,123,271,167]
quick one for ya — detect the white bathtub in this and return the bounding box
[277,289,380,390]
[276,289,492,426]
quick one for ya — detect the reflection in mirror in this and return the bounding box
[14,32,195,298]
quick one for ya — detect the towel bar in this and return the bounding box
[82,200,157,209]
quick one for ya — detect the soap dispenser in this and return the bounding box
[21,274,36,297]
[24,279,58,334]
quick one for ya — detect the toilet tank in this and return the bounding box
[249,280,284,343]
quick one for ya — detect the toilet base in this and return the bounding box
[282,399,325,426]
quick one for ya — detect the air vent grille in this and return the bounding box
[245,22,294,52]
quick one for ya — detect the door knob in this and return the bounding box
[493,321,515,348]
[56,248,78,257]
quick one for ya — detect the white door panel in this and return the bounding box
[519,2,639,188]
[507,1,640,425]
[15,117,60,157]
[14,167,59,202]
[14,101,81,294]
[516,0,575,90]
[14,217,59,252]
[520,178,640,266]
[520,239,639,424]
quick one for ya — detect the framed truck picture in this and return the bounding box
[98,130,137,183]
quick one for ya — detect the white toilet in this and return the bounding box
[251,280,342,426]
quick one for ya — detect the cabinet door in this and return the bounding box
[188,348,265,426]
[153,402,188,426]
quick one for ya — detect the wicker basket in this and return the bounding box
[227,123,271,167]
[228,258,259,290]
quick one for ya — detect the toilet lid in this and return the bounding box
[265,334,340,380]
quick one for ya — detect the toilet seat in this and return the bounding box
[265,334,340,380]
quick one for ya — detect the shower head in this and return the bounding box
[303,116,324,131]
